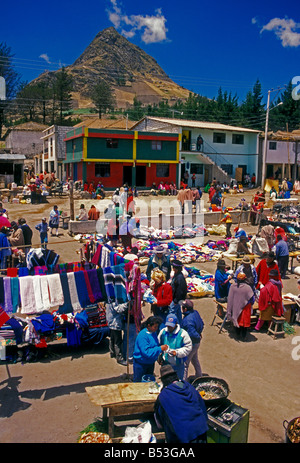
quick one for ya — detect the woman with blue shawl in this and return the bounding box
[214,259,232,302]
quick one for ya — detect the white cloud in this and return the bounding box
[39,53,51,64]
[260,17,300,47]
[106,1,168,44]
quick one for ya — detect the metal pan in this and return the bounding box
[192,376,230,406]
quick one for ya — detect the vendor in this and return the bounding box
[154,364,208,443]
[234,256,258,292]
[146,245,171,282]
[236,236,249,256]
[214,259,232,302]
[256,251,281,288]
[255,269,284,331]
[227,272,255,340]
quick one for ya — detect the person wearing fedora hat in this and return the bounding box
[214,259,232,302]
[234,256,258,292]
[181,299,204,380]
[146,245,171,282]
[154,364,208,443]
[158,313,192,380]
[255,268,284,331]
[227,272,255,340]
[8,221,24,249]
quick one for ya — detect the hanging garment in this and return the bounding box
[7,268,18,278]
[0,307,10,327]
[102,266,116,301]
[19,276,37,314]
[0,277,4,306]
[58,273,73,314]
[86,269,103,302]
[40,275,51,311]
[83,270,95,303]
[96,268,108,302]
[18,267,29,277]
[111,264,128,303]
[32,275,45,313]
[67,272,82,312]
[47,274,64,307]
[10,277,19,313]
[4,277,14,314]
[74,271,91,308]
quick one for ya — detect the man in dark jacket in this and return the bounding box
[18,218,33,256]
[154,364,208,443]
[169,260,187,323]
[181,299,204,380]
[146,245,171,281]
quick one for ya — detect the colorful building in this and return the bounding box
[64,127,180,188]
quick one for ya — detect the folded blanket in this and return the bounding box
[19,276,37,314]
[67,272,82,312]
[47,274,64,307]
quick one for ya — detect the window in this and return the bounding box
[106,138,118,148]
[191,163,203,174]
[232,134,244,144]
[221,164,233,175]
[269,141,277,150]
[95,163,110,177]
[152,140,162,150]
[156,163,169,177]
[213,132,226,143]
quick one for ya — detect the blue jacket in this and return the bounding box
[181,309,204,344]
[154,380,208,443]
[275,239,289,258]
[133,327,162,364]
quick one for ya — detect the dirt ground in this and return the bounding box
[0,189,300,444]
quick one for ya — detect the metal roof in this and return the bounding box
[135,116,260,133]
[0,154,26,160]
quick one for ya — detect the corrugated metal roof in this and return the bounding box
[134,116,260,133]
[0,154,26,160]
[74,117,138,130]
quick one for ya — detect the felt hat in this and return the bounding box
[154,245,165,254]
[269,269,279,277]
[242,256,251,264]
[160,364,176,379]
[172,259,183,268]
[182,299,194,310]
[165,313,178,328]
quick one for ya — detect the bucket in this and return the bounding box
[142,374,155,383]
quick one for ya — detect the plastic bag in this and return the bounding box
[143,288,157,304]
[122,421,156,443]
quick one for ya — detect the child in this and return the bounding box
[35,217,49,248]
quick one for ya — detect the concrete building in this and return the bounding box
[132,117,260,187]
[39,125,72,180]
[4,122,48,157]
[64,127,180,188]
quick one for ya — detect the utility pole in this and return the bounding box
[69,179,74,220]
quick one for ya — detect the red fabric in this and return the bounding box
[274,227,287,241]
[256,260,281,287]
[0,307,9,328]
[237,303,252,327]
[153,283,173,307]
[258,281,284,316]
[83,270,95,303]
[6,268,18,277]
[0,216,11,228]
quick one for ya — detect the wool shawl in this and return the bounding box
[227,282,254,327]
[19,276,36,314]
[74,271,92,308]
[258,280,284,316]
[67,272,82,312]
[86,269,103,302]
[83,270,95,303]
[10,277,19,313]
[58,273,73,314]
[47,274,64,307]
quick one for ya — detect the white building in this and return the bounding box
[132,117,260,187]
[39,125,72,180]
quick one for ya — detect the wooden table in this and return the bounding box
[86,382,161,440]
[226,254,260,271]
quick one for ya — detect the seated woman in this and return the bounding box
[255,268,284,331]
[214,259,232,302]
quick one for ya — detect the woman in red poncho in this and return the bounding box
[256,251,281,288]
[255,268,284,331]
[227,272,255,340]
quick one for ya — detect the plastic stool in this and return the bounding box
[267,316,286,339]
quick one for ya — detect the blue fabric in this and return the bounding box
[58,273,73,314]
[155,380,208,443]
[31,313,55,333]
[214,269,230,300]
[181,310,204,344]
[75,310,89,328]
[74,271,91,308]
[133,327,161,365]
[133,359,155,382]
[6,318,23,344]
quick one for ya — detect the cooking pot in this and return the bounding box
[192,376,230,406]
[283,417,300,443]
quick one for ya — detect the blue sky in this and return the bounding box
[1,0,300,104]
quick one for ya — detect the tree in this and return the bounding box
[90,79,115,119]
[269,81,300,132]
[52,67,73,125]
[240,79,265,130]
[0,42,22,138]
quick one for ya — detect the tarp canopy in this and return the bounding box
[264,179,279,192]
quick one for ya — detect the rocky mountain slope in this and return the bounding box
[31,27,191,109]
